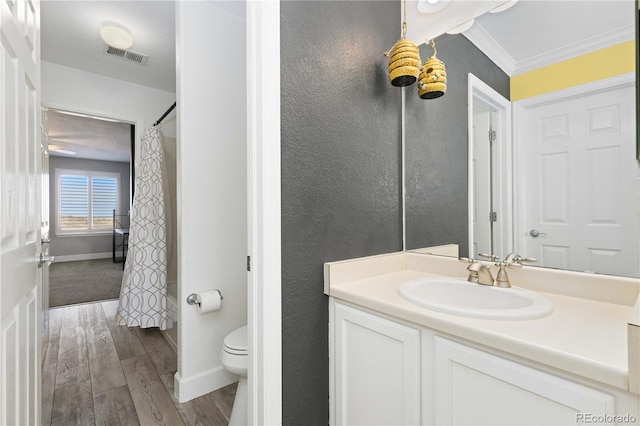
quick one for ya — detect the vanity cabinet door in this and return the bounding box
[333,302,420,425]
[431,335,616,425]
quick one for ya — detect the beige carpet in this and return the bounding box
[49,259,124,307]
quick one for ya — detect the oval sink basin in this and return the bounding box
[398,278,553,320]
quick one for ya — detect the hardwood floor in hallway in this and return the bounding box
[42,300,237,426]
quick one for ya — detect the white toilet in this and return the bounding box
[220,325,248,426]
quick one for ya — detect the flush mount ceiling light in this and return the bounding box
[417,0,450,14]
[100,25,133,50]
[489,0,519,14]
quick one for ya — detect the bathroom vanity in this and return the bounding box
[325,252,640,425]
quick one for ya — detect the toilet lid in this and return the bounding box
[223,325,247,354]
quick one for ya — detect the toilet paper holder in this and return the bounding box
[186,290,223,307]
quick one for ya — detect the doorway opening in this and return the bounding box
[468,73,513,260]
[44,108,133,308]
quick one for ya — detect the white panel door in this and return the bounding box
[522,84,638,276]
[0,0,42,424]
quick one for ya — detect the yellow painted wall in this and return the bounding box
[511,40,636,101]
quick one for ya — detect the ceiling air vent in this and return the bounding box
[104,44,149,65]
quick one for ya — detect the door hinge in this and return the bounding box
[490,211,498,222]
[247,255,251,272]
[488,129,497,143]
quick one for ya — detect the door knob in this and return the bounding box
[37,253,55,268]
[529,229,547,238]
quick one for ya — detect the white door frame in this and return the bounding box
[511,72,636,257]
[247,1,282,424]
[41,101,143,184]
[468,73,513,259]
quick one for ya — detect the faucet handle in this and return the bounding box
[458,257,474,264]
[498,261,522,269]
[478,253,500,261]
[504,252,537,265]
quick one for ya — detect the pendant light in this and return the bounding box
[384,0,421,87]
[418,39,447,99]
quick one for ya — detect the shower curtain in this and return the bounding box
[116,125,171,330]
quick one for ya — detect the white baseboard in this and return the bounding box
[174,365,238,403]
[53,252,113,263]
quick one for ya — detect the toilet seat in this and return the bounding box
[220,325,249,426]
[223,325,247,355]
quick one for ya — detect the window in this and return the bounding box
[56,169,120,234]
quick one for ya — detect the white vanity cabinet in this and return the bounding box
[428,334,621,425]
[331,300,640,425]
[332,301,421,425]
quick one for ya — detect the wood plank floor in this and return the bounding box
[42,300,237,426]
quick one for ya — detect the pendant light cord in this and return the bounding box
[401,0,407,38]
[430,39,437,57]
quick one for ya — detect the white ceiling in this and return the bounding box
[41,1,635,162]
[464,0,636,75]
[41,0,176,93]
[407,0,635,76]
[42,0,176,163]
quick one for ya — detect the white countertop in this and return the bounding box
[325,252,640,392]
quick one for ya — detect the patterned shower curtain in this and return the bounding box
[116,125,171,330]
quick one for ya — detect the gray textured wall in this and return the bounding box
[281,1,401,423]
[280,7,509,422]
[404,34,510,255]
[49,156,130,258]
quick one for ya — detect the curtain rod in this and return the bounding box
[154,102,177,127]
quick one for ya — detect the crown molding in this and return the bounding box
[462,23,516,75]
[463,24,635,77]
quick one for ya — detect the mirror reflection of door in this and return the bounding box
[520,81,639,276]
[472,103,498,256]
[469,74,511,261]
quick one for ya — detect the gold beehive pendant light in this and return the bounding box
[418,39,447,99]
[384,0,421,87]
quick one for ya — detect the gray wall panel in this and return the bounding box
[281,10,509,423]
[281,1,401,423]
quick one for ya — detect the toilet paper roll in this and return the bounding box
[197,290,222,314]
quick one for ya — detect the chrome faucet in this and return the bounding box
[460,253,538,288]
[466,261,495,286]
[495,252,538,288]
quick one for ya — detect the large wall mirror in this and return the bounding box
[405,0,639,279]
